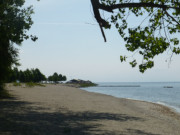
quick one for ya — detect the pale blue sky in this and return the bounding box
[19,0,180,82]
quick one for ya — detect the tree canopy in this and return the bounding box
[91,0,180,72]
[48,73,67,83]
[0,0,37,90]
[8,68,46,83]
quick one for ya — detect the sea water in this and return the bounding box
[81,82,180,113]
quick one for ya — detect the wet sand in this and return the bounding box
[0,84,180,135]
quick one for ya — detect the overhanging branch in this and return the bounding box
[165,10,180,26]
[91,0,109,42]
[99,2,179,12]
[91,0,180,42]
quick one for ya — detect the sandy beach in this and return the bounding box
[0,84,180,135]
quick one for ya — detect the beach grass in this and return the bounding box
[25,82,45,87]
[13,82,22,86]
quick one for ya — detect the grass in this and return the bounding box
[13,82,21,86]
[25,82,45,87]
[25,82,36,87]
[35,83,46,87]
[11,82,45,88]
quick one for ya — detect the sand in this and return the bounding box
[0,84,180,135]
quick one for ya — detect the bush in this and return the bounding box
[13,82,21,86]
[25,82,36,87]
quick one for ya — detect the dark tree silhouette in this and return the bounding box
[48,73,67,83]
[0,0,38,90]
[8,68,46,83]
[32,68,46,82]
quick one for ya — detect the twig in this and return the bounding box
[165,10,180,26]
[99,24,107,42]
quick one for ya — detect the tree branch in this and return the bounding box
[99,2,179,12]
[99,23,106,42]
[91,0,108,42]
[91,0,180,42]
[164,10,180,26]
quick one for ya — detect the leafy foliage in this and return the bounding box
[0,0,38,90]
[48,73,67,83]
[92,0,180,72]
[8,68,46,83]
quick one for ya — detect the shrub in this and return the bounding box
[13,82,21,86]
[25,82,35,87]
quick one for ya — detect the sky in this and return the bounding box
[18,0,180,82]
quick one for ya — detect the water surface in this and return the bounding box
[82,82,180,113]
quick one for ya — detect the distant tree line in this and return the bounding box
[48,72,67,83]
[8,68,67,83]
[8,68,46,83]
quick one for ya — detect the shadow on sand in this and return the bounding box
[0,99,160,135]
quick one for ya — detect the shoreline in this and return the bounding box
[1,83,180,135]
[6,83,180,116]
[89,92,180,115]
[5,83,180,116]
[155,101,180,114]
[79,87,180,118]
[80,83,180,115]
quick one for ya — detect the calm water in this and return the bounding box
[81,82,180,113]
